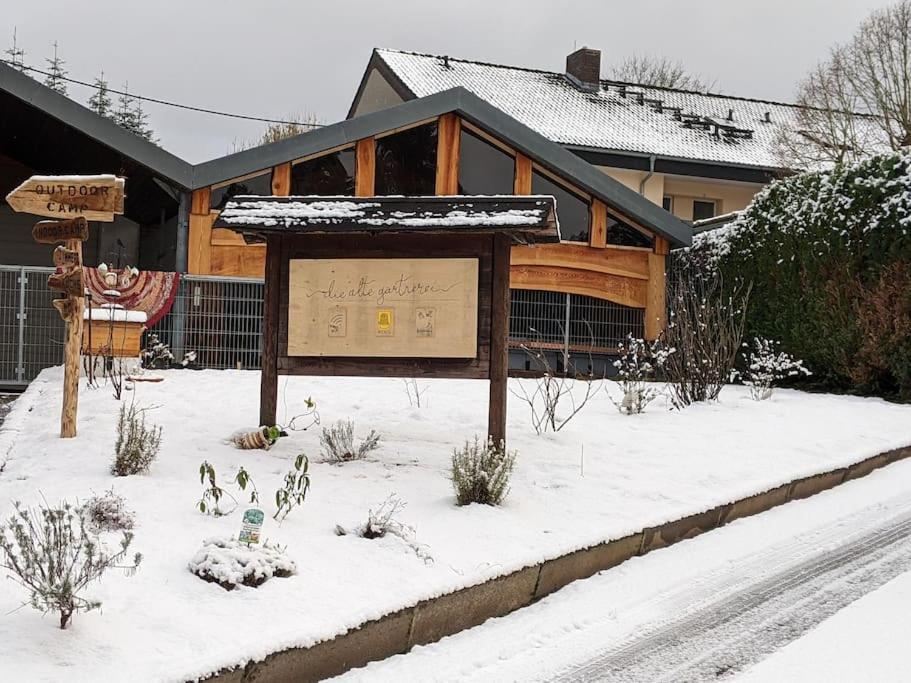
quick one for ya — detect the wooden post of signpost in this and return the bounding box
[6,175,125,438]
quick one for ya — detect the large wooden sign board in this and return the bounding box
[288,258,479,358]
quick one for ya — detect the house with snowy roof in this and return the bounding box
[349,47,807,225]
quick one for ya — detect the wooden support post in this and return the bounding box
[60,238,84,438]
[272,162,292,196]
[259,234,282,427]
[488,233,511,448]
[514,153,532,195]
[188,187,212,275]
[590,198,607,248]
[355,138,376,197]
[645,236,669,340]
[435,113,461,195]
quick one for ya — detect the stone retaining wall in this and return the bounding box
[205,445,911,683]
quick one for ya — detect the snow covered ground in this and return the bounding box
[0,367,910,681]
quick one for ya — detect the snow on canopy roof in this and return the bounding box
[374,49,880,171]
[214,195,560,243]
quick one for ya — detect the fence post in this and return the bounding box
[15,267,27,383]
[563,292,571,372]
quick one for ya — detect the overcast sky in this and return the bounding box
[4,0,898,162]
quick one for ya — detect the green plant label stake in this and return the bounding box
[239,507,265,545]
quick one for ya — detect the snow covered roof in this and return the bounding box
[214,195,560,244]
[366,48,877,173]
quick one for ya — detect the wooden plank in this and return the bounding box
[355,138,376,197]
[60,238,84,438]
[188,212,215,274]
[191,187,211,215]
[7,175,124,221]
[435,113,461,195]
[209,244,266,278]
[645,252,667,340]
[272,162,291,196]
[655,236,670,256]
[81,320,144,357]
[510,243,649,280]
[510,264,647,309]
[514,153,532,195]
[260,234,282,426]
[33,217,89,243]
[488,233,511,448]
[590,199,607,248]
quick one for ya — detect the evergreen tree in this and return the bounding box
[44,41,67,95]
[4,28,27,73]
[88,70,113,118]
[114,82,157,143]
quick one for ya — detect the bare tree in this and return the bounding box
[231,112,319,152]
[607,54,715,91]
[776,0,911,168]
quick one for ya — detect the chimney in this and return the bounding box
[566,47,601,91]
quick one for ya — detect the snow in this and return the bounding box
[188,537,297,590]
[84,307,148,323]
[0,367,909,681]
[737,570,911,682]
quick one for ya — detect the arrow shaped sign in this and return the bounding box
[6,175,125,221]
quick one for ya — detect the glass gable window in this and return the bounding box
[290,149,356,195]
[531,170,590,243]
[375,122,438,195]
[458,128,515,195]
[210,171,272,210]
[606,214,654,248]
[693,199,716,222]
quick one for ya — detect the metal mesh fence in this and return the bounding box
[0,267,645,385]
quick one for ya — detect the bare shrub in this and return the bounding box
[451,437,517,506]
[0,500,141,629]
[741,337,812,400]
[402,378,428,407]
[112,399,162,476]
[82,489,135,533]
[664,269,751,407]
[319,419,380,463]
[608,335,673,414]
[335,494,432,563]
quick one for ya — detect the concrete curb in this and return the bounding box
[203,444,911,683]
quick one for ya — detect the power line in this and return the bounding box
[0,57,325,127]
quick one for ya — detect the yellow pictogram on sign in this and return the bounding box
[376,308,394,336]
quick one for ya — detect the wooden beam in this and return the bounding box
[60,238,84,438]
[645,252,667,340]
[190,187,210,215]
[188,213,214,275]
[510,264,647,309]
[488,233,511,448]
[260,234,282,426]
[435,113,461,195]
[510,243,650,280]
[514,153,532,195]
[590,199,607,248]
[272,162,292,196]
[655,236,670,255]
[355,137,376,197]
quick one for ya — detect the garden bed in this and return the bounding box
[1,367,910,681]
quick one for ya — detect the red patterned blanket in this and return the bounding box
[84,269,180,328]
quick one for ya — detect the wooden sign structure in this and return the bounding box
[5,175,126,438]
[215,195,560,447]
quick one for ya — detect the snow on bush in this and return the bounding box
[0,500,141,629]
[451,437,517,507]
[82,489,135,533]
[335,494,432,564]
[188,537,296,590]
[684,149,911,399]
[609,335,672,414]
[742,338,812,400]
[112,399,162,476]
[319,419,380,463]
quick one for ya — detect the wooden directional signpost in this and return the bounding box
[6,175,125,438]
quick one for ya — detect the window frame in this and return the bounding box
[692,199,717,222]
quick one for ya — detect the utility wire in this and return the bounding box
[0,57,325,127]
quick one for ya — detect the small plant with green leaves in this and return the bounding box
[274,453,310,522]
[197,461,237,516]
[451,437,517,507]
[234,467,260,505]
[0,499,141,629]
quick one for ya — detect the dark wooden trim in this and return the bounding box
[488,233,511,447]
[259,234,282,426]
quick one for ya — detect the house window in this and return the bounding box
[458,128,515,195]
[531,170,590,243]
[375,122,438,195]
[662,196,673,212]
[290,149,356,195]
[606,215,654,248]
[210,171,272,210]
[693,199,716,222]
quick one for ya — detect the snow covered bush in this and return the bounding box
[274,453,310,521]
[112,399,162,476]
[742,338,812,400]
[609,335,672,414]
[0,500,141,629]
[188,537,296,590]
[140,333,174,370]
[335,494,432,563]
[82,489,135,533]
[451,437,517,506]
[686,149,911,399]
[319,419,380,463]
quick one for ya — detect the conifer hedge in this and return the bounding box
[685,150,911,400]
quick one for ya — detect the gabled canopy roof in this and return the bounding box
[215,195,560,245]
